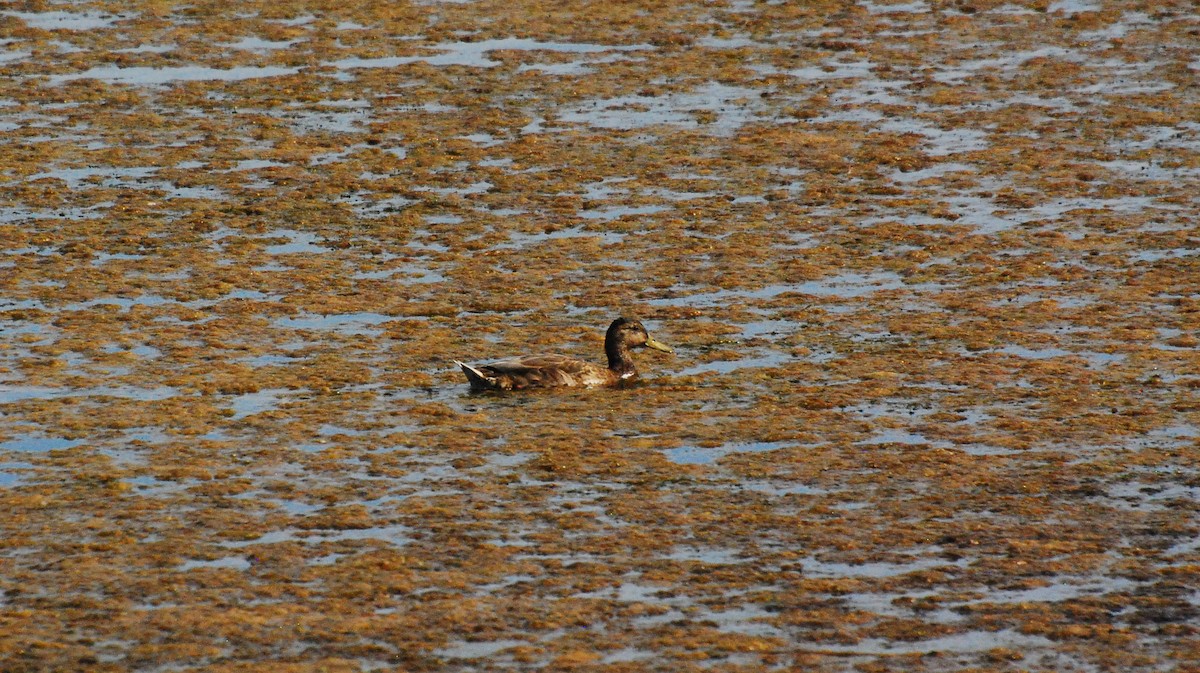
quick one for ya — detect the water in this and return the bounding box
[50,64,303,86]
[1,10,126,30]
[227,389,293,420]
[0,462,33,487]
[2,3,1193,671]
[672,352,792,376]
[178,556,252,572]
[0,386,180,403]
[557,82,772,135]
[273,312,396,335]
[648,273,940,308]
[0,437,83,453]
[263,230,331,255]
[220,37,302,52]
[436,639,527,660]
[664,440,791,465]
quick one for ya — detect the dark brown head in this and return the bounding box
[604,316,672,369]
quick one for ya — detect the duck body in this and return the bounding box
[457,354,620,390]
[456,317,673,391]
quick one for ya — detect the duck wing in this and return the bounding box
[456,361,499,390]
[472,354,613,389]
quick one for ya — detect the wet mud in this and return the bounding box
[1,0,1198,671]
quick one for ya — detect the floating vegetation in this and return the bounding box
[1,1,1197,671]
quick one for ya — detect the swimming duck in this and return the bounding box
[456,317,674,390]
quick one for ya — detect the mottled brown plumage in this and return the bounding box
[456,317,673,390]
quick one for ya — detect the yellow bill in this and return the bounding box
[646,337,674,354]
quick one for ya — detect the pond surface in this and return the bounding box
[1,1,1197,671]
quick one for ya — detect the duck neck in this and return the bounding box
[606,340,637,377]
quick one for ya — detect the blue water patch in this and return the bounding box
[0,437,82,453]
[274,312,395,334]
[0,462,33,487]
[228,388,291,420]
[264,230,331,255]
[318,423,369,437]
[664,440,791,465]
[178,556,251,571]
[1,9,126,30]
[51,64,301,86]
[673,352,791,376]
[0,385,179,403]
[126,475,175,495]
[238,353,302,367]
[579,204,668,221]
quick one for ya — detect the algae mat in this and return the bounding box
[1,0,1198,671]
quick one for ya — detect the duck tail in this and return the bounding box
[455,361,496,390]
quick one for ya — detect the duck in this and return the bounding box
[456,317,674,390]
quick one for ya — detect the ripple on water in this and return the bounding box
[435,639,527,660]
[664,440,791,465]
[273,312,395,335]
[219,523,412,549]
[649,272,938,307]
[227,388,292,420]
[800,552,968,579]
[264,230,332,255]
[50,65,303,86]
[0,462,33,487]
[557,82,773,135]
[491,225,627,251]
[578,204,668,221]
[1,9,127,30]
[329,38,653,70]
[178,556,251,572]
[992,344,1127,368]
[0,386,179,404]
[828,629,1056,656]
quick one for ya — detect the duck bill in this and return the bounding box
[645,337,674,354]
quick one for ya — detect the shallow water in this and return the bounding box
[2,1,1198,671]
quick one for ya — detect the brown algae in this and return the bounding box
[1,1,1199,671]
